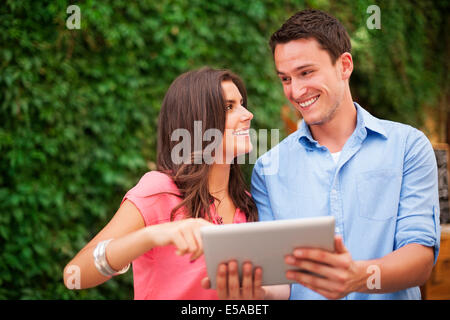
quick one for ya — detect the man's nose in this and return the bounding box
[291,80,307,101]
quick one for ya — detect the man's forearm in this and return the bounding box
[355,243,434,294]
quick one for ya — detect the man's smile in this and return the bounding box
[297,94,320,109]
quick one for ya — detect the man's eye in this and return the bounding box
[302,70,313,76]
[281,77,290,83]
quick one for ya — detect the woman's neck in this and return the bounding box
[208,164,231,200]
[209,163,237,224]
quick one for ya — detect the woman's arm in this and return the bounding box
[63,200,148,288]
[63,200,211,289]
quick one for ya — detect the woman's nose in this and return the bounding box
[241,106,253,121]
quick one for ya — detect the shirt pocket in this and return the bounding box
[356,169,402,220]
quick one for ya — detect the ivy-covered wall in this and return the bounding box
[0,0,447,299]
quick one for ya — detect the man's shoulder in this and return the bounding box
[379,118,428,143]
[365,110,426,144]
[366,114,434,163]
[357,103,425,142]
[254,129,300,164]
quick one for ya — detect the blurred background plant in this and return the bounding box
[0,0,448,299]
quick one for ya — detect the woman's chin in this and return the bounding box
[236,144,253,155]
[214,153,251,165]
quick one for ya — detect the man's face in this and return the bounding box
[274,38,346,126]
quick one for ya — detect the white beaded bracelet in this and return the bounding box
[93,239,130,277]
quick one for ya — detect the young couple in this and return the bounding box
[64,9,440,300]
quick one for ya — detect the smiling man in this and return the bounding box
[250,9,441,300]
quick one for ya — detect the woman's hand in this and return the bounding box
[147,218,213,261]
[201,260,265,299]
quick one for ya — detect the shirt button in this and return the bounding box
[335,227,340,233]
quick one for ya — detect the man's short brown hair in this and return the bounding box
[269,9,351,64]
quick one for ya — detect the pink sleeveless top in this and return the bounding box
[121,171,247,300]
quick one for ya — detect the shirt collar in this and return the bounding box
[354,102,387,139]
[297,102,387,147]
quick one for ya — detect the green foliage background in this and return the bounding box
[0,0,448,299]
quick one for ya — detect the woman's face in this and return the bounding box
[221,80,253,163]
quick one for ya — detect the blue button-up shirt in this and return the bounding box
[251,103,440,300]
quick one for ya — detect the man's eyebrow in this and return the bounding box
[277,64,316,75]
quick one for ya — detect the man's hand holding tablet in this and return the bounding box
[284,234,363,300]
[201,233,357,300]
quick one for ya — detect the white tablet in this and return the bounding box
[200,216,335,288]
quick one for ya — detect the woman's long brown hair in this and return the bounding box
[156,67,258,222]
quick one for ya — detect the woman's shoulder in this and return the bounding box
[128,171,181,198]
[122,171,182,226]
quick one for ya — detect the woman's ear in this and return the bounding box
[339,52,353,81]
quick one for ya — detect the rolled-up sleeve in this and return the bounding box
[394,129,441,264]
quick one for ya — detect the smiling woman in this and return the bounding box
[63,67,261,299]
[222,80,254,163]
[168,78,253,166]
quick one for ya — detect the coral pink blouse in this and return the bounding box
[121,171,247,300]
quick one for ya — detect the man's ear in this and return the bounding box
[339,52,353,81]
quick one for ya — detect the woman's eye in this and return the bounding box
[302,70,313,76]
[225,104,233,111]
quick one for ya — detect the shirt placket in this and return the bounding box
[330,178,344,236]
[329,138,364,239]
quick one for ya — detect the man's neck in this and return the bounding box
[309,97,357,153]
